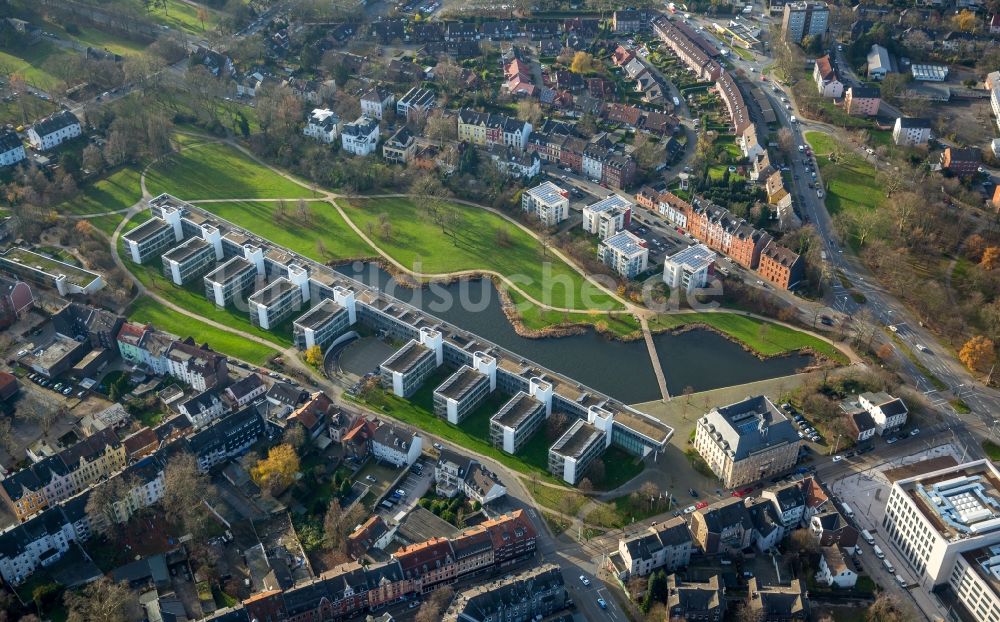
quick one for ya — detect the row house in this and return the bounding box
[225,511,537,622]
[457,109,532,151]
[0,428,126,522]
[813,56,844,98]
[27,111,81,151]
[0,130,25,167]
[116,323,229,390]
[717,73,751,135]
[652,15,723,81]
[611,517,693,579]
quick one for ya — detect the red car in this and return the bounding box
[731,490,744,497]
[695,501,709,509]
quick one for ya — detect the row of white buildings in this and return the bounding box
[0,110,82,167]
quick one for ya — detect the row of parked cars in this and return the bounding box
[783,403,823,443]
[26,372,85,397]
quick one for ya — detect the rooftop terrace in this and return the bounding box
[0,248,102,288]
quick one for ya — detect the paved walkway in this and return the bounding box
[639,315,670,400]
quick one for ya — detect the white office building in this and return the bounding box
[663,244,716,294]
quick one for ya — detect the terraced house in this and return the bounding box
[457,109,532,151]
[0,429,125,522]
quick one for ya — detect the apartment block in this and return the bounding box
[522,181,570,227]
[844,86,880,116]
[599,231,649,279]
[782,1,829,41]
[548,406,613,485]
[161,237,216,286]
[858,391,907,435]
[663,244,716,294]
[652,16,723,82]
[667,574,726,622]
[178,388,228,429]
[445,564,565,621]
[0,130,25,167]
[370,421,422,467]
[942,147,982,177]
[612,517,693,578]
[292,299,351,351]
[248,278,304,330]
[691,497,754,555]
[433,364,492,425]
[747,578,808,621]
[186,406,266,472]
[122,218,181,264]
[583,195,633,238]
[164,339,228,391]
[893,117,932,146]
[757,242,803,290]
[203,257,258,308]
[694,395,799,488]
[490,390,547,454]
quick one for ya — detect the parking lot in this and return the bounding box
[374,457,434,522]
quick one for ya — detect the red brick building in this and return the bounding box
[757,241,804,289]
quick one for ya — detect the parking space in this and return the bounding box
[372,457,434,521]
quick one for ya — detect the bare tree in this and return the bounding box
[162,452,216,539]
[64,578,140,622]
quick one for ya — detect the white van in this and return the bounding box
[873,545,885,559]
[861,529,875,545]
[790,115,797,123]
[883,558,895,573]
[841,503,855,519]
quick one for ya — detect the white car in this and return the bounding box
[433,442,443,450]
[832,455,843,462]
[580,575,591,586]
[683,505,697,514]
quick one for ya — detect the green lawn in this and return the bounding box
[650,312,848,363]
[340,197,623,312]
[56,166,142,217]
[143,0,223,36]
[509,290,641,338]
[93,210,150,237]
[197,200,376,263]
[805,131,885,218]
[145,142,316,200]
[124,255,295,350]
[0,41,77,91]
[984,440,1000,461]
[46,22,150,57]
[127,296,280,365]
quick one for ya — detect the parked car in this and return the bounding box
[433,442,443,450]
[597,598,608,610]
[580,575,591,586]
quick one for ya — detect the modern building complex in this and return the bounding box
[203,257,259,308]
[292,299,351,351]
[161,237,216,286]
[26,111,81,150]
[582,195,632,238]
[782,1,829,42]
[379,330,442,398]
[883,460,1000,587]
[490,389,548,455]
[396,86,436,119]
[693,395,800,488]
[433,362,493,425]
[247,278,304,330]
[663,244,716,294]
[122,218,182,265]
[893,117,932,146]
[599,230,648,278]
[548,406,614,484]
[0,248,104,297]
[521,182,570,227]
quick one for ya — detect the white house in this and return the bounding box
[27,111,81,151]
[341,116,380,156]
[813,56,843,98]
[583,195,632,239]
[816,546,857,588]
[236,71,264,97]
[303,108,340,143]
[858,391,907,435]
[434,450,507,505]
[599,231,648,279]
[0,131,25,167]
[360,87,395,120]
[370,422,422,467]
[892,117,931,146]
[177,389,229,430]
[663,244,716,294]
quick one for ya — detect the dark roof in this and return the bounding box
[30,111,80,137]
[0,130,21,153]
[698,497,753,534]
[849,86,880,98]
[227,374,264,401]
[896,117,931,129]
[266,382,307,406]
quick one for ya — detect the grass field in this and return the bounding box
[127,296,280,365]
[510,290,642,338]
[57,166,142,218]
[145,142,316,200]
[805,131,885,218]
[143,0,223,36]
[93,210,149,237]
[197,200,376,263]
[650,312,849,363]
[45,22,150,57]
[0,41,77,91]
[125,256,295,350]
[340,197,623,312]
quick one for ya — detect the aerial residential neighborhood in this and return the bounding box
[0,0,998,620]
